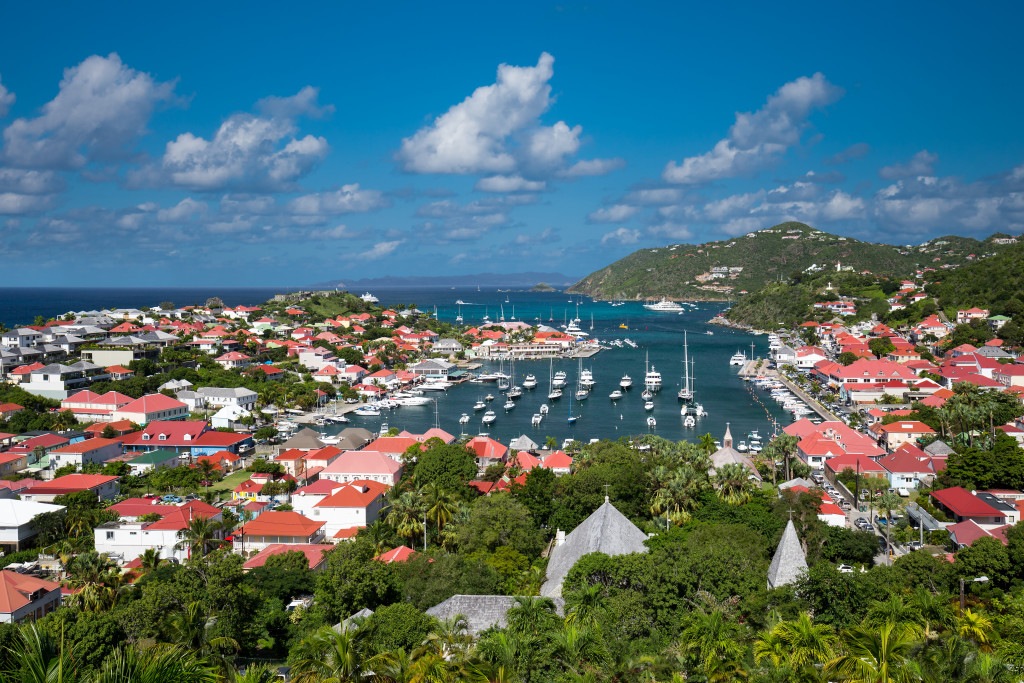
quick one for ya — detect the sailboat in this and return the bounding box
[678,331,693,402]
[574,358,589,401]
[499,305,505,322]
[590,313,594,331]
[567,384,579,424]
[547,357,562,400]
[456,305,463,324]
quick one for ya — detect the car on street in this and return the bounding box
[838,564,854,573]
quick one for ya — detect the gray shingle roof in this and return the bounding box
[541,500,649,598]
[709,446,762,481]
[924,440,954,456]
[281,428,326,451]
[425,595,564,635]
[508,435,539,451]
[767,520,807,590]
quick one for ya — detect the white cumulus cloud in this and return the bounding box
[2,54,177,169]
[288,184,389,215]
[600,227,641,244]
[0,74,15,117]
[587,204,641,223]
[474,175,546,193]
[879,150,938,180]
[357,240,403,260]
[662,73,842,184]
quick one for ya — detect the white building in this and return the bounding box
[0,500,66,551]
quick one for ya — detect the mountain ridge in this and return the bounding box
[309,272,578,290]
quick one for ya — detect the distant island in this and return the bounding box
[309,271,577,290]
[529,282,557,292]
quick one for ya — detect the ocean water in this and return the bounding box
[335,288,791,445]
[0,285,789,445]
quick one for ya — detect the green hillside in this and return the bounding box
[925,241,1024,342]
[570,222,918,300]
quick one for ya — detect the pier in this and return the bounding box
[737,360,841,422]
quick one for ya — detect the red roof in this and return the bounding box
[0,571,60,614]
[117,394,187,415]
[931,487,1002,518]
[238,511,324,537]
[542,450,573,469]
[315,480,389,508]
[374,545,415,563]
[27,474,118,495]
[243,543,334,570]
[50,438,119,454]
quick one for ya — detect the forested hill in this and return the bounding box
[569,223,1017,301]
[927,241,1024,320]
[569,223,918,300]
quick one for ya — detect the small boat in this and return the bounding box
[504,400,515,411]
[354,406,380,417]
[507,385,523,399]
[531,413,543,426]
[619,323,628,329]
[474,399,486,411]
[609,390,623,400]
[395,396,431,406]
[642,389,654,400]
[683,415,696,428]
[482,411,497,425]
[737,440,749,452]
[706,331,714,335]
[575,389,588,401]
[548,388,563,400]
[459,413,470,424]
[647,416,657,428]
[523,374,538,389]
[540,404,549,414]
[644,401,655,411]
[485,394,495,402]
[620,374,632,389]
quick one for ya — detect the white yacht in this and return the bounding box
[683,415,696,428]
[353,406,380,417]
[459,413,470,424]
[360,292,379,304]
[395,396,432,406]
[548,387,563,400]
[729,351,747,366]
[644,365,662,392]
[620,374,633,389]
[504,399,515,411]
[482,410,497,425]
[539,403,549,414]
[420,380,452,391]
[737,440,749,452]
[575,388,589,401]
[644,401,655,411]
[647,416,657,428]
[643,299,684,312]
[580,369,595,387]
[473,399,486,411]
[678,331,694,402]
[564,319,589,337]
[522,374,538,389]
[609,389,623,400]
[552,371,567,389]
[531,413,543,426]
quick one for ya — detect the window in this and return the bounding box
[106,531,114,540]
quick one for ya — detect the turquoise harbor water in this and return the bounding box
[331,288,793,445]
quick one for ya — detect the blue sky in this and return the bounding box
[1,1,1023,286]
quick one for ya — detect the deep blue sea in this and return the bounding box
[0,286,790,445]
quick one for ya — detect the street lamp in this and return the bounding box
[960,575,989,615]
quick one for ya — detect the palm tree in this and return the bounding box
[698,432,717,455]
[826,622,923,682]
[565,584,603,626]
[505,596,559,639]
[176,515,222,558]
[290,624,366,683]
[385,490,425,547]
[962,652,1016,683]
[876,492,903,565]
[957,609,993,650]
[93,644,219,683]
[234,663,281,683]
[906,587,954,638]
[418,616,473,662]
[5,623,77,683]
[550,623,606,673]
[163,601,239,675]
[763,612,837,672]
[673,607,747,681]
[865,595,924,630]
[714,462,756,505]
[421,482,458,540]
[139,547,163,573]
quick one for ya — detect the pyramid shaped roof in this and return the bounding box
[541,500,648,598]
[767,520,807,590]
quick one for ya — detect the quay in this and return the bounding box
[737,360,840,422]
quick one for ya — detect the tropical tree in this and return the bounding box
[385,490,425,547]
[421,482,458,541]
[756,612,837,675]
[289,624,367,683]
[3,623,78,683]
[93,644,219,683]
[713,462,756,505]
[672,606,747,681]
[176,515,222,558]
[826,622,923,682]
[162,601,239,675]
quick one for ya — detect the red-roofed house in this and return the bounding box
[541,450,573,476]
[305,480,389,538]
[320,451,403,486]
[375,545,415,563]
[243,544,334,571]
[877,421,937,451]
[956,308,990,324]
[95,500,222,563]
[236,511,325,552]
[947,519,1010,549]
[0,571,62,623]
[194,450,242,472]
[215,352,251,370]
[61,390,133,421]
[21,474,120,503]
[993,365,1024,389]
[105,366,133,381]
[466,436,508,468]
[48,438,122,471]
[931,487,1012,525]
[824,452,887,478]
[878,443,937,490]
[113,394,189,424]
[123,421,253,456]
[0,403,24,420]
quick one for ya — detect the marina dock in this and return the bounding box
[738,360,840,422]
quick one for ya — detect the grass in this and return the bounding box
[208,469,252,499]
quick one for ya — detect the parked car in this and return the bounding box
[838,564,854,573]
[854,517,868,528]
[906,541,923,550]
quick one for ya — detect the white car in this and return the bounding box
[837,564,854,574]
